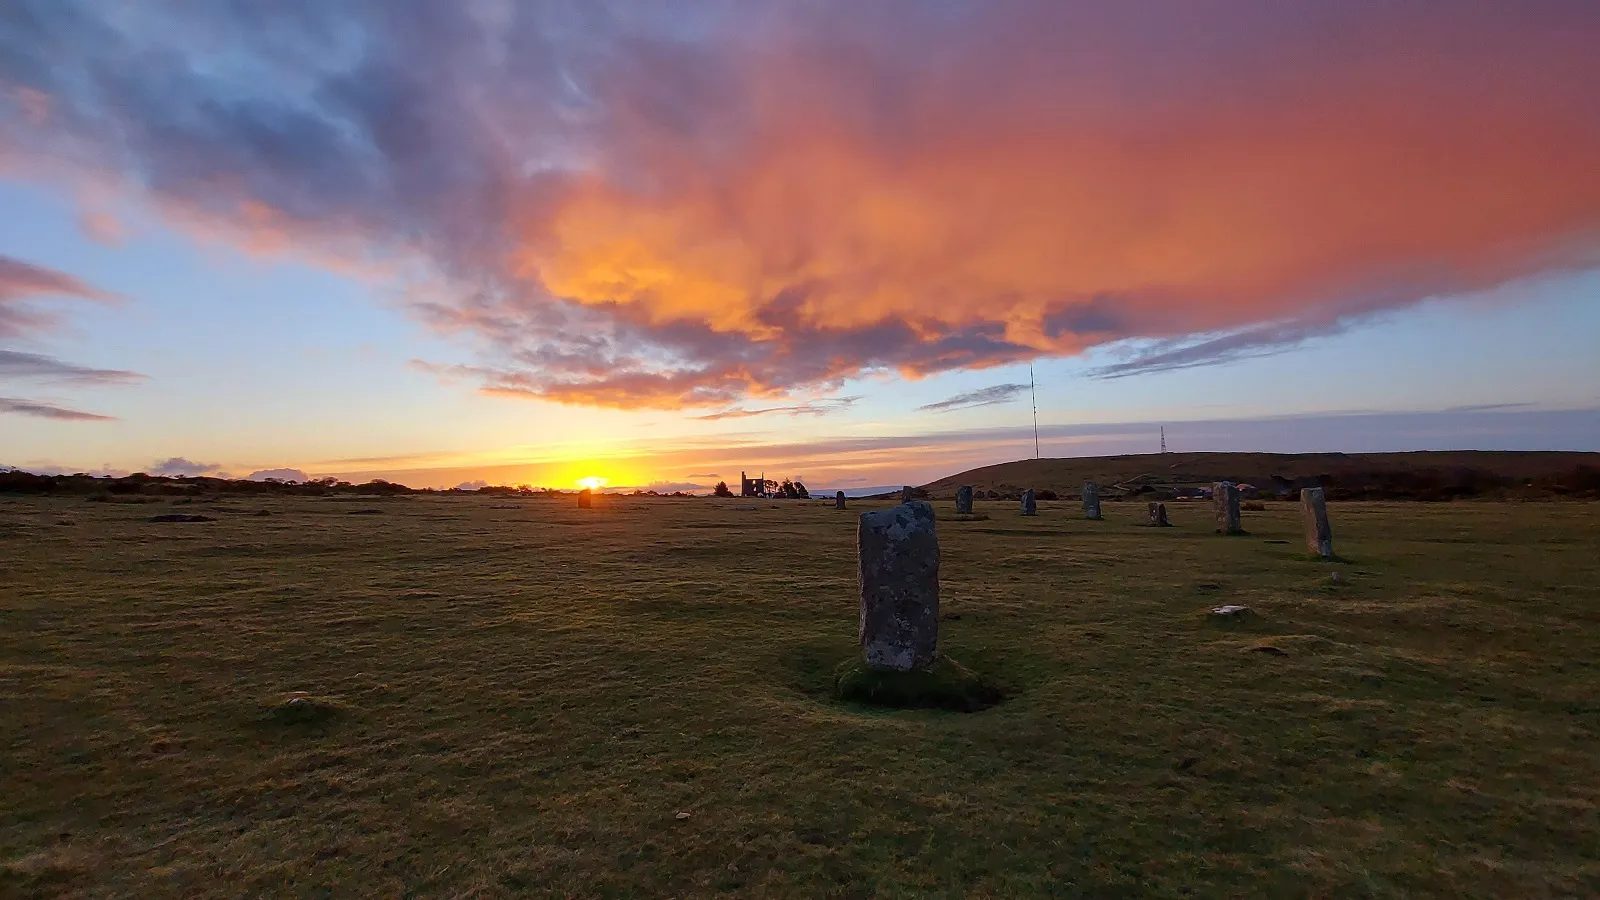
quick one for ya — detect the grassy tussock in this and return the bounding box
[834,655,1003,712]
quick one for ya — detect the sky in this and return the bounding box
[1,0,1597,492]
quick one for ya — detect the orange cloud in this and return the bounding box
[4,2,1598,407]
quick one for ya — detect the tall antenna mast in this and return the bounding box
[1029,363,1041,460]
[1160,426,1167,454]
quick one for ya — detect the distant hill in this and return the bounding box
[917,451,1600,501]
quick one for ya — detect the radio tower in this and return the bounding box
[1029,364,1041,459]
[1160,426,1168,454]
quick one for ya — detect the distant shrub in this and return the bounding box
[1036,490,1059,501]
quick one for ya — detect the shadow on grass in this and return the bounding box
[256,694,348,737]
[834,655,1005,713]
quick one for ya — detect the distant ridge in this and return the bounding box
[918,451,1600,501]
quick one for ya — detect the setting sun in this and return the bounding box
[575,476,608,491]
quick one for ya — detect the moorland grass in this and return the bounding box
[2,494,1599,896]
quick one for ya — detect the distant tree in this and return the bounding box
[713,481,734,497]
[793,481,810,499]
[779,479,796,498]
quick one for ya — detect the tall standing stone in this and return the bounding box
[857,501,940,671]
[1213,482,1242,534]
[577,488,592,509]
[1021,489,1037,516]
[955,485,974,515]
[1301,487,1334,558]
[1083,482,1103,520]
[1148,502,1170,527]
[900,485,915,503]
[835,490,847,510]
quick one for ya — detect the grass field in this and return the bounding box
[3,494,1599,897]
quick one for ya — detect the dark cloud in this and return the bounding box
[0,254,117,339]
[0,396,114,420]
[919,383,1030,413]
[1089,318,1351,378]
[1445,402,1537,413]
[693,397,861,420]
[639,481,706,493]
[0,258,138,417]
[0,461,126,476]
[0,254,113,304]
[4,2,1599,406]
[0,349,144,385]
[149,457,222,477]
[247,467,309,482]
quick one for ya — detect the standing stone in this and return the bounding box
[857,501,940,671]
[577,488,592,509]
[955,485,974,515]
[1083,482,1103,520]
[835,490,847,510]
[1148,502,1170,527]
[1301,487,1334,558]
[1213,482,1242,534]
[900,485,915,503]
[1021,489,1037,516]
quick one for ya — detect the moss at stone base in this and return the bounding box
[834,655,1003,712]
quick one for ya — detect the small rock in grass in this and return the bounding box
[1331,572,1342,585]
[1210,604,1250,617]
[266,693,343,726]
[675,811,691,820]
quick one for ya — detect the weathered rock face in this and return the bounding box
[835,490,847,510]
[577,489,592,509]
[857,501,940,671]
[1083,482,1103,520]
[955,485,974,515]
[900,485,915,503]
[1213,482,1241,534]
[1301,487,1334,557]
[1020,489,1037,516]
[1148,502,1170,527]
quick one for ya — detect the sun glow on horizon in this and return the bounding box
[576,475,608,491]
